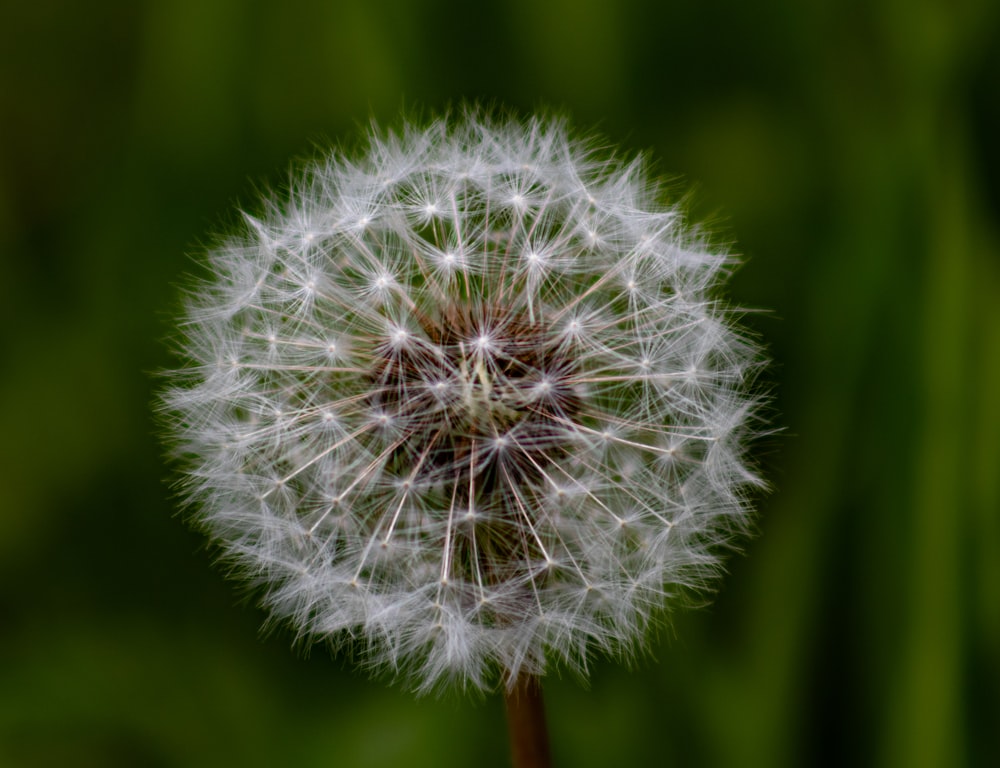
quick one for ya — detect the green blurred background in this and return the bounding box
[2,1,998,766]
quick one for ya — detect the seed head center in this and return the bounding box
[367,301,580,492]
[457,352,518,426]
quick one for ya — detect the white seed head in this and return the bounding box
[161,111,766,693]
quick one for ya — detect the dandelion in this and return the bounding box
[162,110,766,766]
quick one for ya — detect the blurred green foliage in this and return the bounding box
[1,1,998,766]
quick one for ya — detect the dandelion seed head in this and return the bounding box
[161,110,767,693]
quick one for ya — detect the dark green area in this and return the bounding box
[2,1,998,766]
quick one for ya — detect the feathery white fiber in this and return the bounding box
[162,111,765,693]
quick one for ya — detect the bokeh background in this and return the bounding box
[2,1,998,766]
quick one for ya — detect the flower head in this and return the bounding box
[163,111,765,692]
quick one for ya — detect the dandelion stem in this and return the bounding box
[504,672,552,768]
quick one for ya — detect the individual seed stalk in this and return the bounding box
[161,109,766,765]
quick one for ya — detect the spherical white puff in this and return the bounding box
[162,110,767,693]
